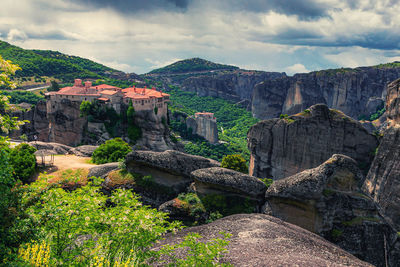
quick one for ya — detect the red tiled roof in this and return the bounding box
[98,97,110,101]
[122,87,169,100]
[94,84,121,90]
[101,90,118,95]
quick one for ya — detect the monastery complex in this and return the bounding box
[45,79,170,116]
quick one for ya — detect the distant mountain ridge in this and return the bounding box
[148,58,239,75]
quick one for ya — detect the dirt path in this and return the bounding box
[37,155,96,175]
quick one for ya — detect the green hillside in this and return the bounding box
[148,57,238,74]
[0,41,116,82]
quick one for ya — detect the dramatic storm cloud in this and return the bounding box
[1,0,400,74]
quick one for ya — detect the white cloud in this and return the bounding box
[7,29,28,41]
[0,0,399,74]
[285,64,310,75]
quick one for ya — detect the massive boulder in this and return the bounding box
[154,214,372,267]
[47,98,87,146]
[125,150,220,192]
[248,104,378,180]
[29,141,72,154]
[191,167,266,201]
[252,66,400,120]
[134,110,177,152]
[70,145,98,157]
[264,154,400,266]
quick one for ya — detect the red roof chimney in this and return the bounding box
[84,81,92,88]
[74,79,82,87]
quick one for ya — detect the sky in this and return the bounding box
[1,0,400,75]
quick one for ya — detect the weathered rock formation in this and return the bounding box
[248,104,378,180]
[181,70,285,108]
[264,154,400,266]
[154,214,372,267]
[47,98,87,146]
[252,66,400,120]
[134,110,176,151]
[186,113,218,144]
[191,167,266,201]
[386,78,400,125]
[126,150,220,193]
[362,80,400,230]
[29,141,72,154]
[70,145,98,157]
[88,162,120,178]
[9,101,49,141]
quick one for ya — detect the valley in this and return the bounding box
[1,41,400,266]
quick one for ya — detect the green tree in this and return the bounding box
[79,100,92,117]
[47,80,60,92]
[92,138,132,164]
[9,143,37,183]
[221,154,248,174]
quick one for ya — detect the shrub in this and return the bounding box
[9,143,37,183]
[221,154,248,173]
[79,100,92,117]
[92,138,132,164]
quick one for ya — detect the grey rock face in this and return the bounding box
[70,145,98,157]
[186,115,219,144]
[134,110,176,152]
[363,126,400,230]
[88,162,120,178]
[9,101,49,141]
[248,104,378,180]
[386,78,400,125]
[252,67,400,120]
[153,214,372,267]
[265,154,400,266]
[125,150,220,194]
[191,167,266,200]
[29,141,72,154]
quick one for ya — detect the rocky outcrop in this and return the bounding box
[47,98,87,146]
[134,110,177,151]
[9,101,49,141]
[191,167,266,200]
[248,104,378,180]
[182,70,285,108]
[386,78,400,125]
[70,145,98,157]
[252,66,400,120]
[363,125,400,230]
[264,154,400,266]
[362,78,400,231]
[29,141,72,154]
[154,214,372,267]
[126,150,220,193]
[186,115,218,144]
[88,162,119,178]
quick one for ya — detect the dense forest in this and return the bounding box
[166,86,258,162]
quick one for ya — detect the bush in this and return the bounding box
[221,154,248,173]
[79,100,92,117]
[9,143,37,183]
[128,124,142,143]
[92,138,132,164]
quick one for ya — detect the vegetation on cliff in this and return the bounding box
[1,90,44,105]
[148,58,238,74]
[167,86,258,162]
